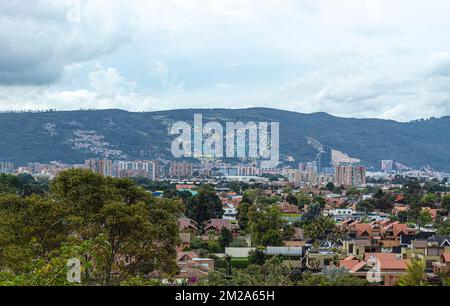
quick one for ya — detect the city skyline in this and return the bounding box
[1,0,449,292]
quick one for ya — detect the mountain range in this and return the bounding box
[0,108,449,172]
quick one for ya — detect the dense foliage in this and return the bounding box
[0,170,184,286]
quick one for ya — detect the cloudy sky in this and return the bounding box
[1,0,450,121]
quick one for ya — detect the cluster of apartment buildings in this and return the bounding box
[84,159,198,179]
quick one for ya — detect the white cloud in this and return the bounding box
[88,65,136,97]
[0,64,157,111]
[214,83,232,90]
[1,0,450,121]
[0,0,135,85]
[149,61,169,81]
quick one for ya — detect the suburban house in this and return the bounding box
[279,202,301,215]
[432,253,450,275]
[402,235,450,270]
[179,233,191,250]
[364,253,410,286]
[179,218,198,234]
[150,251,214,285]
[343,238,379,259]
[339,253,410,286]
[223,203,238,221]
[203,219,233,235]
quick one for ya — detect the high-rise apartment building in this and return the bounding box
[84,159,113,177]
[117,160,156,180]
[169,161,193,178]
[335,165,366,187]
[381,160,394,173]
[316,146,333,174]
[0,161,14,174]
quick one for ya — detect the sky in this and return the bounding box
[1,0,450,122]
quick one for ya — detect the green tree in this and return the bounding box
[442,195,450,211]
[403,179,422,195]
[303,216,337,242]
[261,229,283,246]
[421,193,437,207]
[358,199,375,213]
[248,205,285,246]
[219,228,233,250]
[185,185,223,226]
[313,195,326,207]
[346,187,361,198]
[285,194,298,205]
[417,210,433,227]
[296,192,311,209]
[242,189,258,204]
[325,182,336,192]
[237,202,251,231]
[248,249,267,265]
[301,203,322,225]
[229,239,248,247]
[207,240,222,253]
[1,169,185,286]
[299,269,369,286]
[435,218,450,235]
[206,257,292,286]
[398,258,427,286]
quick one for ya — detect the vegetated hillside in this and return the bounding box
[0,108,449,171]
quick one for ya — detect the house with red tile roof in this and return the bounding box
[393,224,409,236]
[339,252,411,286]
[179,218,198,233]
[203,219,232,235]
[179,233,191,250]
[392,205,410,216]
[279,202,300,215]
[176,184,196,190]
[339,258,367,273]
[152,251,215,285]
[354,224,372,237]
[432,253,450,275]
[382,222,414,239]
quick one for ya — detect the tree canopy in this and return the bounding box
[0,169,184,286]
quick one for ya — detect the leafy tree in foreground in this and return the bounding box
[299,269,370,286]
[398,258,427,286]
[205,257,292,286]
[0,169,184,286]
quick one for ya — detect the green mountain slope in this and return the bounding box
[0,108,449,171]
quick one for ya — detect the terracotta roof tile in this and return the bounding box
[379,259,409,271]
[443,253,450,263]
[393,224,409,236]
[355,224,372,236]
